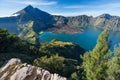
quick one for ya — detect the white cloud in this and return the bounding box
[8,0,57,6]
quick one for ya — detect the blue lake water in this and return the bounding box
[39,28,120,51]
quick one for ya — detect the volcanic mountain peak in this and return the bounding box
[98,13,112,19]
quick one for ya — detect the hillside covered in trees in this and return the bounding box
[0,28,120,80]
[0,28,85,78]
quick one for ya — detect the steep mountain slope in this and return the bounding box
[14,5,55,32]
[18,21,38,44]
[0,58,67,80]
[66,14,120,31]
[93,14,120,31]
[0,5,55,32]
[67,15,93,28]
[1,5,120,43]
[0,5,55,43]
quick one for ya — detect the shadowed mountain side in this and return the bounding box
[1,5,120,43]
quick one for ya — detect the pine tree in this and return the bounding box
[106,44,120,80]
[82,30,110,80]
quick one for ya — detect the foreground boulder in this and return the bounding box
[0,58,67,80]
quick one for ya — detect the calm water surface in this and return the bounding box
[39,28,120,51]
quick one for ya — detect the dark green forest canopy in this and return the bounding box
[0,28,120,80]
[0,28,85,78]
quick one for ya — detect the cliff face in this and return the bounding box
[1,5,120,43]
[92,14,120,31]
[0,58,67,80]
[1,6,120,34]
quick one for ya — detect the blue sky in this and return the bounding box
[0,0,120,17]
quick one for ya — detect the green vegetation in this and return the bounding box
[39,39,85,61]
[0,28,40,64]
[114,44,120,56]
[34,54,78,77]
[82,30,110,80]
[71,29,120,80]
[107,56,120,80]
[0,27,120,80]
[18,21,38,44]
[0,28,85,78]
[106,44,120,80]
[34,39,85,77]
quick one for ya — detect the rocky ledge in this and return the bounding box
[0,58,67,80]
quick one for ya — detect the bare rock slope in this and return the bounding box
[0,58,67,80]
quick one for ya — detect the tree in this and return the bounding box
[106,44,120,80]
[107,56,120,80]
[114,44,120,56]
[34,54,78,77]
[0,28,9,52]
[82,30,110,80]
[34,54,65,73]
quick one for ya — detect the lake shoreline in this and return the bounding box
[39,28,120,51]
[46,25,84,34]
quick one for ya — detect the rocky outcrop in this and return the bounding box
[0,58,67,80]
[93,14,120,31]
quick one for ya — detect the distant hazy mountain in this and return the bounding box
[0,5,120,43]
